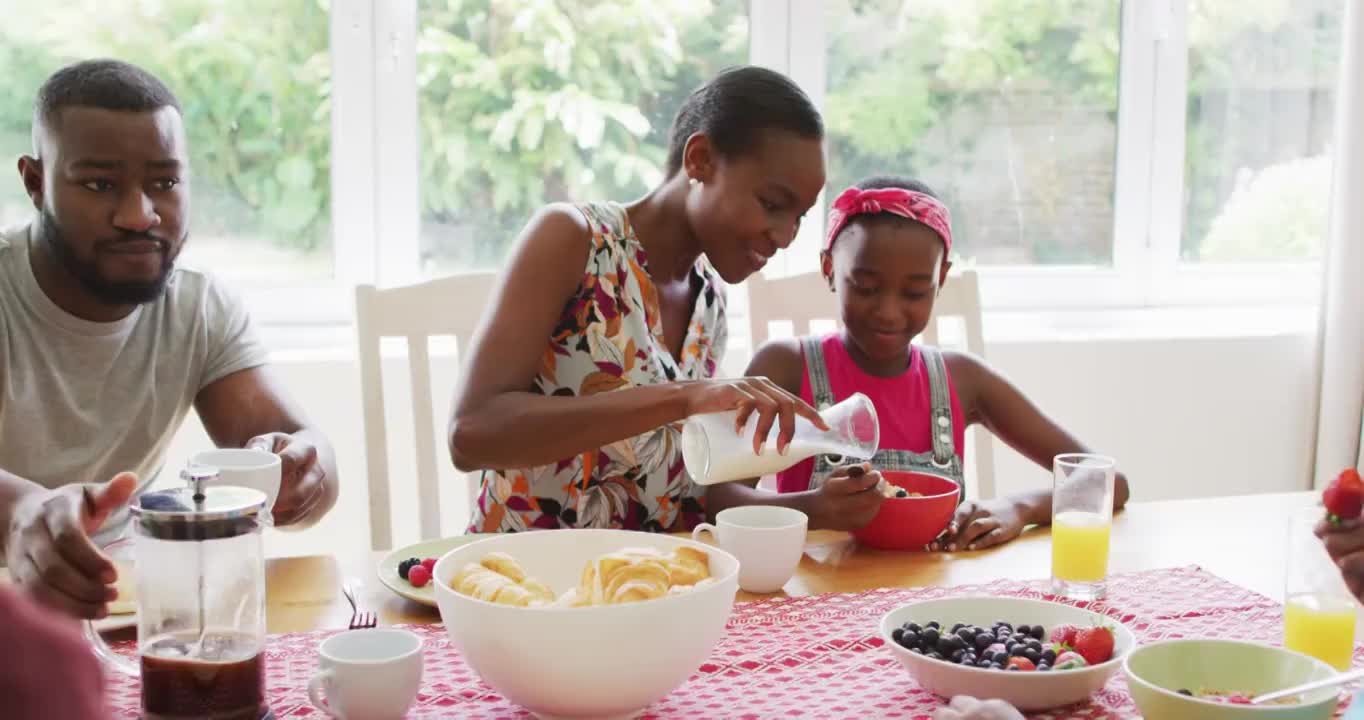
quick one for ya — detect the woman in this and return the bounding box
[450,66,882,533]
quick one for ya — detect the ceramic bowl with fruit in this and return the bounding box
[1124,639,1339,719]
[432,529,740,720]
[881,596,1136,711]
[852,470,961,550]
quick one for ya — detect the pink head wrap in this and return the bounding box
[823,185,953,279]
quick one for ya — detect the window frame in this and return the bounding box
[250,0,1323,329]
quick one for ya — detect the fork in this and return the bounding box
[342,577,377,629]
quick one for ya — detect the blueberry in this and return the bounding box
[892,628,904,643]
[922,628,940,645]
[902,631,920,648]
[1027,639,1043,652]
[1177,689,1192,696]
[993,621,1011,630]
[956,628,975,644]
[950,649,965,663]
[1011,633,1027,644]
[993,651,1010,664]
[1005,641,1017,653]
[1030,626,1046,640]
[1007,665,1020,671]
[962,653,977,665]
[977,658,993,668]
[926,621,941,630]
[1023,649,1041,664]
[928,652,944,661]
[1017,624,1032,637]
[951,623,966,634]
[1037,663,1051,672]
[1011,645,1029,657]
[905,622,922,634]
[1041,649,1057,665]
[937,637,955,654]
[974,633,993,651]
[909,647,924,655]
[991,662,1004,670]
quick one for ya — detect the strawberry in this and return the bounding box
[1006,657,1036,671]
[1049,624,1079,648]
[420,558,438,573]
[407,564,431,588]
[1072,626,1115,665]
[1053,651,1087,670]
[1323,468,1364,525]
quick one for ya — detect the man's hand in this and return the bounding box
[932,696,1025,720]
[5,472,137,619]
[247,432,324,526]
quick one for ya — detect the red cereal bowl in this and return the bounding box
[851,470,961,550]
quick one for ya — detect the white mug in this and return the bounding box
[693,505,808,593]
[191,448,282,509]
[307,628,423,720]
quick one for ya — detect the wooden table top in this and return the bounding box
[259,491,1320,635]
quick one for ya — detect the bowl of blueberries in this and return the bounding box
[879,596,1137,711]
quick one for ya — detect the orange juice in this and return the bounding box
[1284,593,1357,670]
[1051,510,1111,583]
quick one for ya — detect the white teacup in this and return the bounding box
[307,628,423,720]
[692,505,808,593]
[191,448,282,510]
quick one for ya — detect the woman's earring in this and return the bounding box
[688,177,699,186]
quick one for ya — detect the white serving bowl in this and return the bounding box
[880,596,1137,711]
[1124,639,1339,719]
[432,529,740,720]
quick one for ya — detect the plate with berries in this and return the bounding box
[377,535,493,606]
[880,596,1136,711]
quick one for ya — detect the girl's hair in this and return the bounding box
[854,174,938,197]
[664,66,823,177]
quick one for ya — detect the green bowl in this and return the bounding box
[1124,639,1340,719]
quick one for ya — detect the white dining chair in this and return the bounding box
[354,273,497,550]
[744,269,996,500]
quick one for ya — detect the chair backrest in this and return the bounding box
[354,273,497,550]
[745,270,995,499]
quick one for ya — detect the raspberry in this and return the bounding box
[407,564,431,587]
[421,558,437,573]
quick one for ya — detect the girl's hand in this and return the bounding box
[1316,515,1364,601]
[930,499,1026,552]
[684,377,828,455]
[808,463,884,531]
[932,696,1025,720]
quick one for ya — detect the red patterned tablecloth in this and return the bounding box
[104,565,1362,719]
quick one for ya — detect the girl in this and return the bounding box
[451,66,883,533]
[708,175,1130,550]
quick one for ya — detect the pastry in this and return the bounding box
[451,545,713,607]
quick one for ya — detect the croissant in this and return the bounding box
[452,546,712,607]
[451,553,555,607]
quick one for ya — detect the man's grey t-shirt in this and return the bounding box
[0,224,268,541]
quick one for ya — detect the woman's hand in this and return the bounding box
[930,498,1026,552]
[806,463,884,531]
[684,377,828,455]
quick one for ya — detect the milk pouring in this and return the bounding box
[681,392,879,484]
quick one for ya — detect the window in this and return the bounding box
[2,0,1343,332]
[1182,0,1343,263]
[415,0,750,275]
[0,1,334,287]
[824,0,1121,266]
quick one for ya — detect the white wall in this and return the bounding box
[163,325,1320,559]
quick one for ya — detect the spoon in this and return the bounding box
[1250,666,1364,705]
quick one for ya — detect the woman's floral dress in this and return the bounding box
[467,202,727,533]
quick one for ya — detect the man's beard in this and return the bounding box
[39,209,179,305]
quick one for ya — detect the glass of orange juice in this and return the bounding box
[1283,506,1358,670]
[1051,454,1116,600]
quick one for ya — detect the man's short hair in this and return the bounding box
[33,59,181,154]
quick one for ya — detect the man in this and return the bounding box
[0,59,339,619]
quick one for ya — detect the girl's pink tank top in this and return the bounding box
[775,334,966,493]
